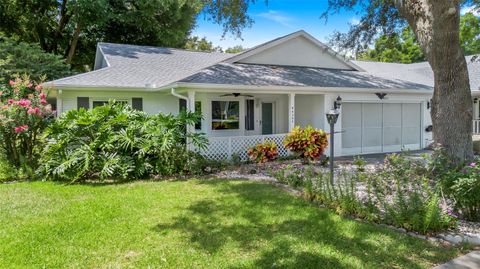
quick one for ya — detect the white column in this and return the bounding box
[56,89,63,117]
[288,93,295,131]
[187,91,196,113]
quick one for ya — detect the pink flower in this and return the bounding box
[470,162,477,167]
[17,99,31,107]
[40,99,48,105]
[27,83,33,88]
[8,80,15,86]
[35,85,43,91]
[0,91,3,96]
[14,125,28,133]
[7,99,14,104]
[39,92,47,100]
[27,107,41,115]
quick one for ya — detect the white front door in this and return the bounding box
[342,102,422,155]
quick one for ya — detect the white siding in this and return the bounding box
[295,94,325,129]
[58,90,179,115]
[238,36,354,70]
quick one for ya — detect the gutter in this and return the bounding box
[171,88,188,108]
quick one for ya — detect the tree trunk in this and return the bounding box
[66,22,81,64]
[395,0,473,163]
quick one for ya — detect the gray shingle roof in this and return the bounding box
[47,43,233,88]
[352,55,480,91]
[180,63,432,90]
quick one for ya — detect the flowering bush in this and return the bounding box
[283,125,328,161]
[445,161,480,221]
[0,77,54,169]
[247,140,278,163]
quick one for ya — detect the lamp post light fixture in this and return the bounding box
[326,109,340,185]
[334,96,342,110]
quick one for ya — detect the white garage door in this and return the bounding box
[342,103,422,155]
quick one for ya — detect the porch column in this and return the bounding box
[187,91,196,133]
[288,93,295,131]
[56,89,63,117]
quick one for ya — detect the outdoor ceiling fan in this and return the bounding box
[219,93,254,98]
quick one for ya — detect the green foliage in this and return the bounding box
[358,13,480,63]
[0,0,255,69]
[41,101,208,182]
[0,36,72,83]
[184,36,222,52]
[0,77,55,172]
[272,153,455,234]
[460,12,480,55]
[225,45,246,53]
[283,125,329,161]
[247,140,278,163]
[358,28,424,63]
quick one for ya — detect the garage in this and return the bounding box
[342,102,422,155]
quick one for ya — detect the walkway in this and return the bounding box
[432,251,480,269]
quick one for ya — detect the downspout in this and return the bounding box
[171,88,188,109]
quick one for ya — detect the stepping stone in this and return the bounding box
[432,251,480,269]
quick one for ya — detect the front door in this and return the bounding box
[262,103,273,135]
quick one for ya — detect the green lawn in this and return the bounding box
[0,179,459,268]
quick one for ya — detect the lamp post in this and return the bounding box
[326,96,341,185]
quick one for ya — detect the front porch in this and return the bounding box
[183,90,331,160]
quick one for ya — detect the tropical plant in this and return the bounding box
[247,140,278,163]
[41,101,208,182]
[283,125,328,161]
[0,76,55,172]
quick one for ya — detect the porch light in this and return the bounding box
[474,98,478,104]
[334,96,342,110]
[326,109,340,185]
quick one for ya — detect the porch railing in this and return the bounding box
[199,134,290,161]
[474,120,480,134]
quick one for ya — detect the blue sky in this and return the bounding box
[192,1,361,50]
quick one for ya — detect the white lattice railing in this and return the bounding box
[199,134,290,161]
[474,120,480,134]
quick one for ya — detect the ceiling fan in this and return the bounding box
[220,92,254,98]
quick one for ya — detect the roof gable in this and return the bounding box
[226,30,362,71]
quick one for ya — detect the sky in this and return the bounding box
[192,1,361,50]
[192,1,479,51]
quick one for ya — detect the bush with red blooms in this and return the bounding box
[0,76,54,169]
[247,140,278,163]
[283,125,328,161]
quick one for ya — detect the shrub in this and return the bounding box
[271,152,455,234]
[41,101,208,182]
[0,76,54,172]
[447,162,480,221]
[247,140,278,163]
[283,125,328,161]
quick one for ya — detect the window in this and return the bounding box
[212,101,239,130]
[195,101,202,130]
[245,99,254,130]
[92,100,127,108]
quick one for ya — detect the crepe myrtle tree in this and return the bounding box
[0,76,55,168]
[322,0,479,163]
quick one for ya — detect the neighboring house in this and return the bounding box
[45,30,480,160]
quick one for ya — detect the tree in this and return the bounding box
[358,27,424,63]
[358,13,480,63]
[460,12,480,55]
[0,36,72,84]
[184,36,223,52]
[0,0,257,70]
[225,45,246,53]
[324,0,477,162]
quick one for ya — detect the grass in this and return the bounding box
[0,179,460,268]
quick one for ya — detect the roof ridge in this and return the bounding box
[98,42,229,55]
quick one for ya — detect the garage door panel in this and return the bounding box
[342,102,422,155]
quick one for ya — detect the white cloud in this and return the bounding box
[348,17,360,26]
[257,10,295,28]
[461,6,480,16]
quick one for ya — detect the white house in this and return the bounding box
[46,30,480,160]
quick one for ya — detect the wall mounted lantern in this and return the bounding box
[334,96,342,110]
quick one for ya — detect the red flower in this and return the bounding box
[17,99,32,107]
